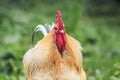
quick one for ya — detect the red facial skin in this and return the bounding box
[53,10,66,53]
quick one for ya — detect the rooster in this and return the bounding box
[23,10,86,80]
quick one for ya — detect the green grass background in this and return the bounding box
[0,0,120,80]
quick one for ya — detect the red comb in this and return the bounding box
[56,10,64,30]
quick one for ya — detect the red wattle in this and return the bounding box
[54,31,66,52]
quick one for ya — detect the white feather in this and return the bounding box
[34,25,48,36]
[34,23,55,36]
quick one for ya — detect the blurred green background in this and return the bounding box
[0,0,120,80]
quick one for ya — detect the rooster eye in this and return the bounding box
[54,27,58,30]
[54,24,58,30]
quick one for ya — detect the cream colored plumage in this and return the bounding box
[23,32,86,80]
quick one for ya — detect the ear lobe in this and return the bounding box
[59,30,64,34]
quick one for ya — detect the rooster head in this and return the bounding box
[53,10,66,53]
